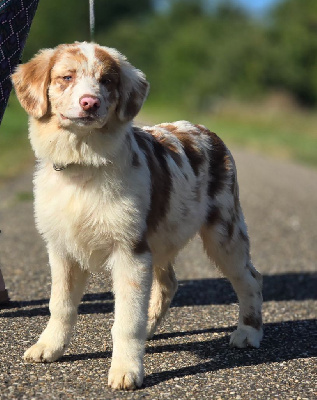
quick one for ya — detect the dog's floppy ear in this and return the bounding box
[12,48,55,118]
[116,55,149,122]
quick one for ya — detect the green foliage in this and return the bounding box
[95,0,317,109]
[22,0,317,108]
[23,0,152,60]
[268,0,317,105]
[0,94,33,181]
[2,0,317,181]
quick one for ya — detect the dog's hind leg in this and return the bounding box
[24,247,88,363]
[146,263,178,339]
[200,206,263,348]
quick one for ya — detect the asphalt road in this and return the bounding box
[0,148,316,399]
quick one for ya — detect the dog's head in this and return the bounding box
[12,42,149,130]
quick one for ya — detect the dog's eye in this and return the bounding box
[63,76,72,81]
[101,77,112,85]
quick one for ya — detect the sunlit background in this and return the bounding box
[1,0,317,181]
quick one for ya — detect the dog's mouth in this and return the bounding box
[60,114,99,124]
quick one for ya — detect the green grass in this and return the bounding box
[1,94,316,184]
[15,191,34,202]
[139,100,317,167]
[0,94,34,182]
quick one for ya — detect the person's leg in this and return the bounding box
[0,1,40,304]
[0,269,9,304]
[0,0,39,122]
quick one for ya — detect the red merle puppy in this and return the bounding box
[12,42,263,390]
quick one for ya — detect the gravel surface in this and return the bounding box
[0,148,316,399]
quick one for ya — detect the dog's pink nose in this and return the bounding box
[79,95,100,111]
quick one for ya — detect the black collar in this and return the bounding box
[53,164,67,171]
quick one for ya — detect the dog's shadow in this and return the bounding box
[2,272,316,316]
[143,317,317,387]
[58,318,316,388]
[1,272,316,387]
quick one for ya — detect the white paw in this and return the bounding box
[108,363,144,390]
[23,342,64,363]
[230,326,263,349]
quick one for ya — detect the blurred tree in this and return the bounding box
[104,0,268,109]
[268,0,317,105]
[24,0,153,60]
[95,0,152,29]
[21,0,317,108]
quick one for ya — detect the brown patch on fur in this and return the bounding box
[247,265,257,279]
[56,45,88,68]
[124,135,137,167]
[95,47,118,70]
[64,262,88,293]
[16,89,38,114]
[161,123,206,173]
[132,151,140,167]
[207,132,229,198]
[133,232,150,254]
[153,123,206,173]
[94,48,120,83]
[227,220,235,240]
[65,265,74,293]
[246,264,263,290]
[194,124,210,135]
[128,280,142,291]
[63,46,88,64]
[234,192,240,213]
[125,91,139,120]
[94,47,120,103]
[188,127,202,136]
[151,130,183,168]
[121,80,148,121]
[126,135,141,168]
[230,171,240,212]
[160,124,179,134]
[168,150,183,168]
[174,132,204,176]
[12,48,57,118]
[230,173,235,195]
[206,205,221,225]
[243,313,262,330]
[133,128,172,233]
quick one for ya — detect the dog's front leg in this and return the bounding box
[24,247,88,363]
[108,247,152,390]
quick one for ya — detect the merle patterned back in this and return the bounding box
[0,0,39,124]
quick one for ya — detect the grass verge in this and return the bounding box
[0,94,34,183]
[1,94,316,184]
[140,100,317,168]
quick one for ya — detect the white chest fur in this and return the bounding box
[33,163,149,271]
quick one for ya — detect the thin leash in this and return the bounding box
[89,0,95,42]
